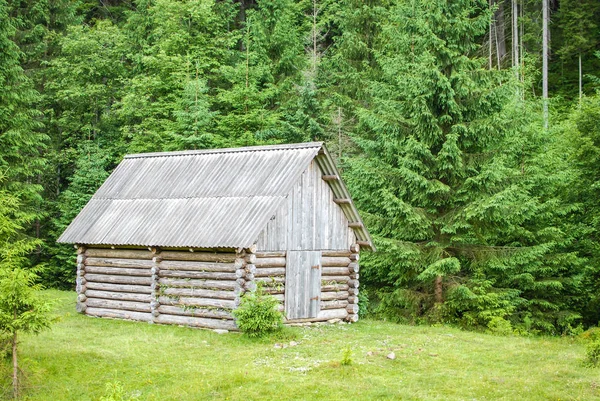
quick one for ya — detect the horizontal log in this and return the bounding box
[157,305,233,320]
[333,198,351,204]
[85,249,153,260]
[85,282,153,294]
[349,253,359,261]
[356,241,371,247]
[348,222,363,229]
[348,295,358,304]
[350,273,359,280]
[321,300,349,310]
[245,254,256,264]
[322,174,339,181]
[159,270,237,281]
[155,314,237,331]
[160,251,236,263]
[321,291,349,301]
[322,267,350,276]
[159,260,236,273]
[346,304,359,314]
[84,257,153,269]
[158,296,235,310]
[348,288,359,296]
[321,250,351,257]
[158,278,237,291]
[350,243,360,253]
[285,308,348,323]
[347,314,359,323]
[85,290,152,303]
[162,287,237,300]
[86,307,151,322]
[254,257,286,267]
[321,275,350,282]
[245,264,256,274]
[321,284,349,292]
[85,265,152,277]
[255,251,286,258]
[348,280,359,288]
[254,267,285,277]
[255,277,285,284]
[321,257,351,267]
[348,262,359,273]
[86,298,151,313]
[262,287,284,295]
[85,274,152,286]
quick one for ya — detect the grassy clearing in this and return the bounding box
[2,290,598,400]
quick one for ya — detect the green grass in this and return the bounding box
[3,290,599,400]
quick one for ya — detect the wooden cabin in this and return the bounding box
[58,142,375,331]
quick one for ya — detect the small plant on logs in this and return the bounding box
[232,283,283,338]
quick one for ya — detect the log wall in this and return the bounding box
[78,247,238,331]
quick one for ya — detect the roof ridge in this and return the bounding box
[91,195,288,200]
[124,142,323,159]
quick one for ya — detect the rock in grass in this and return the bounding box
[387,352,396,360]
[289,341,298,347]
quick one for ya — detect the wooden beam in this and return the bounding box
[333,198,351,204]
[356,241,371,247]
[348,222,363,229]
[322,175,339,181]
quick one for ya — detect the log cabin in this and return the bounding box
[58,142,375,330]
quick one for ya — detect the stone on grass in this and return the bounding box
[387,352,396,360]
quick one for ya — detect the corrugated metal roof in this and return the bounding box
[58,142,374,250]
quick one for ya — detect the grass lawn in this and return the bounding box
[2,290,598,400]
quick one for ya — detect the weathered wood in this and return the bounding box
[349,253,359,261]
[321,284,349,292]
[346,304,359,314]
[157,305,233,320]
[76,245,87,255]
[285,250,321,320]
[321,276,350,283]
[158,270,237,281]
[321,250,351,257]
[84,265,152,277]
[85,249,153,260]
[348,222,363,229]
[86,307,152,322]
[321,256,351,267]
[158,296,235,310]
[346,314,359,323]
[322,267,350,276]
[85,274,152,286]
[255,277,285,284]
[245,264,256,274]
[158,278,236,291]
[254,257,286,267]
[84,257,154,269]
[255,251,286,258]
[160,251,236,263]
[321,300,349,310]
[356,241,371,247]
[86,298,151,313]
[320,291,349,301]
[155,314,237,331]
[161,287,236,300]
[348,262,359,273]
[77,294,87,303]
[85,290,152,303]
[85,282,153,294]
[76,302,87,313]
[246,244,257,254]
[348,279,359,288]
[350,272,359,280]
[285,308,348,323]
[350,243,360,253]
[262,287,284,295]
[321,174,339,181]
[348,288,359,296]
[244,254,256,264]
[348,295,358,304]
[254,267,285,277]
[159,260,236,273]
[333,198,351,204]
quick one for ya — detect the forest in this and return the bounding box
[2,0,600,336]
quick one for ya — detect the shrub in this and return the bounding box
[487,317,513,336]
[340,348,353,366]
[584,340,600,368]
[99,381,137,401]
[233,284,283,338]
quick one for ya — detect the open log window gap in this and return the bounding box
[59,143,374,330]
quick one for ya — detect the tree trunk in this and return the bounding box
[434,276,443,304]
[512,0,519,73]
[542,0,549,129]
[494,2,507,64]
[579,53,582,103]
[12,331,18,399]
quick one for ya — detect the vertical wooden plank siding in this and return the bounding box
[255,161,352,251]
[285,250,321,319]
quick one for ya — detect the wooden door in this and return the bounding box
[285,251,321,319]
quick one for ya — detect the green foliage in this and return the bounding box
[357,289,369,317]
[340,348,352,366]
[486,317,513,336]
[98,381,138,401]
[584,340,600,368]
[232,285,283,338]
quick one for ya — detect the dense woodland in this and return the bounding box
[2,0,600,335]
